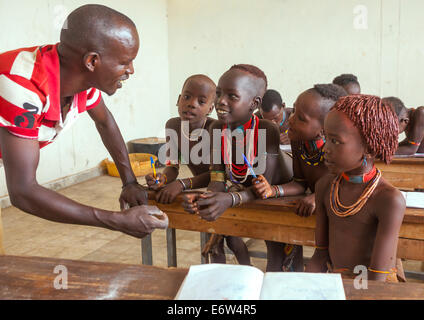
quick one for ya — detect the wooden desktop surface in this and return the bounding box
[1,255,423,300]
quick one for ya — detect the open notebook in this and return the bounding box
[175,264,346,300]
[400,191,424,209]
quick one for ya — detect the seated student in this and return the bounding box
[251,84,347,271]
[255,89,293,145]
[146,74,216,203]
[382,96,424,155]
[305,95,405,282]
[332,74,361,95]
[181,64,292,268]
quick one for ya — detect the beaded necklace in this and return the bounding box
[341,165,377,184]
[181,119,207,141]
[222,115,259,184]
[330,167,381,217]
[299,137,325,166]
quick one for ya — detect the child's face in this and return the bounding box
[177,78,215,123]
[288,90,323,141]
[260,104,285,125]
[215,69,258,125]
[323,109,366,174]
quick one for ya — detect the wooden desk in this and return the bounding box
[146,191,424,266]
[376,156,424,190]
[0,255,423,300]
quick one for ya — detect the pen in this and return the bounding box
[243,154,257,178]
[150,156,158,183]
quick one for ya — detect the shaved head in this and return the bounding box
[60,4,138,54]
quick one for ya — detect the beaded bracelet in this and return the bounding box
[368,267,390,274]
[188,177,193,189]
[408,140,421,146]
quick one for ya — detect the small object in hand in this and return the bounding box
[142,205,166,220]
[150,156,158,184]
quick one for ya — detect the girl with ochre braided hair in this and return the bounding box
[305,95,406,282]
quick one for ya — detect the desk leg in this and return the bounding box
[141,234,153,265]
[200,233,211,264]
[167,228,177,267]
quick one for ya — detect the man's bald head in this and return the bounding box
[60,4,138,54]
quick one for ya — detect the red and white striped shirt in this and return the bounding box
[0,44,102,157]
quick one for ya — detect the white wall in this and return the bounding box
[167,0,424,115]
[0,0,170,197]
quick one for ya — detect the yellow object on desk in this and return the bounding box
[104,153,158,177]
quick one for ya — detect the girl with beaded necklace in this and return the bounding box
[146,74,216,203]
[305,95,405,282]
[251,84,347,271]
[182,64,292,267]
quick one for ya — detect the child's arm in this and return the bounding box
[368,188,405,281]
[396,106,424,155]
[305,176,331,273]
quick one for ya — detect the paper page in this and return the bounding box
[279,144,292,152]
[259,272,346,300]
[175,264,264,300]
[400,191,424,208]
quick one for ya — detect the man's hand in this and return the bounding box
[119,182,148,209]
[280,132,290,145]
[295,193,316,217]
[145,173,166,191]
[155,180,184,204]
[196,192,233,221]
[106,205,169,238]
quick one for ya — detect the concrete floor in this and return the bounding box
[1,166,423,282]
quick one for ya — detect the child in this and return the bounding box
[146,74,216,203]
[251,84,347,271]
[255,89,293,145]
[382,96,424,155]
[305,95,405,282]
[182,64,292,268]
[332,74,361,95]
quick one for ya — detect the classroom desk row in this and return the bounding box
[1,255,423,300]
[143,191,424,267]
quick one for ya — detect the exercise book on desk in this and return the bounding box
[400,191,424,209]
[175,264,346,300]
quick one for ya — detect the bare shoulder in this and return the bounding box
[205,117,217,131]
[373,179,406,219]
[315,173,334,195]
[166,117,181,129]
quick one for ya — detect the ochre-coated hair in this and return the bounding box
[331,95,399,164]
[229,64,268,91]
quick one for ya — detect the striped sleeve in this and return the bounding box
[85,88,102,110]
[0,74,44,139]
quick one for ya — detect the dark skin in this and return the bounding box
[182,69,292,268]
[0,7,168,238]
[395,106,424,155]
[252,89,330,217]
[256,104,293,145]
[305,110,405,281]
[146,76,216,203]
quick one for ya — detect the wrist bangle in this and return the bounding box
[178,179,187,190]
[234,192,243,207]
[229,192,236,207]
[163,174,167,184]
[278,185,284,197]
[368,267,390,274]
[273,185,279,198]
[122,180,139,189]
[188,177,193,189]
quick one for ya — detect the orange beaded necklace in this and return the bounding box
[330,168,382,217]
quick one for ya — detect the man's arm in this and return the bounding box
[396,107,424,155]
[369,187,405,281]
[0,128,168,238]
[87,99,147,207]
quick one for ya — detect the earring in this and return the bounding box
[362,155,367,167]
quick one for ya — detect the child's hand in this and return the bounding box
[196,192,233,221]
[295,193,316,217]
[145,173,166,191]
[280,132,290,145]
[251,175,275,199]
[181,193,201,214]
[155,180,184,204]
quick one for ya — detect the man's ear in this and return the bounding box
[83,52,100,72]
